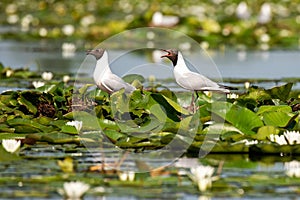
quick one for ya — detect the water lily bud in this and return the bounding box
[42,72,53,81]
[244,81,250,89]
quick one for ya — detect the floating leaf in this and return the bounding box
[256,126,280,140]
[211,102,264,135]
[149,93,182,121]
[262,111,298,128]
[7,118,52,133]
[256,105,292,115]
[104,129,126,143]
[160,94,190,115]
[40,132,80,144]
[266,83,293,101]
[61,124,78,134]
[17,95,37,115]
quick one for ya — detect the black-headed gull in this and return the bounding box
[86,49,136,94]
[161,49,236,95]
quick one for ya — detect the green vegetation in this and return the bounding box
[0,63,299,155]
[1,0,300,49]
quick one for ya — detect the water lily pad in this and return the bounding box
[41,132,81,144]
[7,118,53,133]
[211,102,264,135]
[61,124,78,134]
[104,129,126,143]
[262,112,298,128]
[256,105,292,115]
[266,82,293,101]
[255,126,280,141]
[17,94,37,115]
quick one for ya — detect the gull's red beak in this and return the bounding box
[160,49,171,58]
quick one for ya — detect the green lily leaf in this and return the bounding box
[98,119,119,130]
[149,132,175,144]
[41,132,80,144]
[61,125,78,134]
[266,83,293,101]
[149,93,183,121]
[211,102,264,135]
[110,89,130,114]
[64,111,101,130]
[17,95,37,115]
[104,129,126,143]
[0,91,19,107]
[262,111,298,128]
[161,94,190,115]
[256,126,280,140]
[117,117,162,134]
[0,147,21,162]
[256,105,292,115]
[0,124,15,133]
[7,118,53,133]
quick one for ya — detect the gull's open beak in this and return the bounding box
[160,49,171,58]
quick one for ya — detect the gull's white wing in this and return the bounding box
[175,71,228,92]
[102,74,135,93]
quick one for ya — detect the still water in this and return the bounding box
[1,41,300,199]
[1,41,300,81]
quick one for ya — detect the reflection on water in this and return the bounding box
[1,144,300,199]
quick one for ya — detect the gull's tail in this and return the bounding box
[219,84,238,90]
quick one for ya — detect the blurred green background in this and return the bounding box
[1,0,300,50]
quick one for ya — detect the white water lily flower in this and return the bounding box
[118,171,135,182]
[226,93,239,99]
[66,121,83,132]
[244,81,250,89]
[2,139,21,153]
[6,69,13,77]
[32,81,45,88]
[42,72,53,81]
[63,75,71,83]
[190,165,215,192]
[283,130,300,145]
[62,24,75,36]
[63,181,90,199]
[269,134,288,145]
[236,2,250,20]
[258,3,272,24]
[284,160,300,178]
[238,139,258,146]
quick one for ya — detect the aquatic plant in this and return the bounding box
[285,160,300,178]
[189,165,215,192]
[66,121,83,132]
[1,139,21,153]
[60,181,90,199]
[118,171,135,182]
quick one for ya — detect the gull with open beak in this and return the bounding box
[86,49,136,94]
[161,49,237,110]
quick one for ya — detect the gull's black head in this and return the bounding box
[86,49,105,60]
[161,49,178,66]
